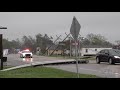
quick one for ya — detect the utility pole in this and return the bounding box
[50,33,70,56]
[65,33,73,58]
[0,34,3,70]
[43,35,61,55]
[69,36,72,57]
[78,36,81,58]
[0,26,7,70]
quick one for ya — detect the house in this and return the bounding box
[46,39,113,56]
[71,45,112,56]
[80,45,112,56]
[46,45,64,56]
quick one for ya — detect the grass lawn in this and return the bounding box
[0,66,99,78]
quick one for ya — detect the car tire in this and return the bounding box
[96,57,100,64]
[109,58,114,65]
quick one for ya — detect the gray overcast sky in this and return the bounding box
[0,12,120,44]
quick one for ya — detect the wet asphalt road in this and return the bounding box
[4,54,120,78]
[46,62,120,78]
[5,54,66,66]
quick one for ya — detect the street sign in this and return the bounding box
[70,16,81,41]
[0,26,7,29]
[70,16,81,78]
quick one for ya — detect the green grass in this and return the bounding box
[0,66,99,78]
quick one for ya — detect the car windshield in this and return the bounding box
[109,49,120,56]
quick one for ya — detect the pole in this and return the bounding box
[75,40,79,78]
[50,33,70,56]
[43,35,61,55]
[0,26,7,70]
[70,37,72,57]
[78,37,81,58]
[0,34,3,70]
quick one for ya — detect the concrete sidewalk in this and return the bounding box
[1,59,89,71]
[0,59,75,71]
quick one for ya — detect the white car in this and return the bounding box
[20,50,33,58]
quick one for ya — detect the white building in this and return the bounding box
[80,47,112,56]
[3,49,9,56]
[71,45,112,56]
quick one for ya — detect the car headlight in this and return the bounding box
[23,54,25,56]
[114,56,120,58]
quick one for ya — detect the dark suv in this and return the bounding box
[96,49,120,64]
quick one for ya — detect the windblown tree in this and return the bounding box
[113,40,120,49]
[21,35,36,52]
[2,38,11,49]
[83,33,113,47]
[35,33,53,54]
[3,38,22,49]
[81,38,90,46]
[15,38,22,49]
[35,33,43,51]
[115,40,120,45]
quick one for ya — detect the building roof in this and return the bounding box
[81,45,112,48]
[47,45,64,50]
